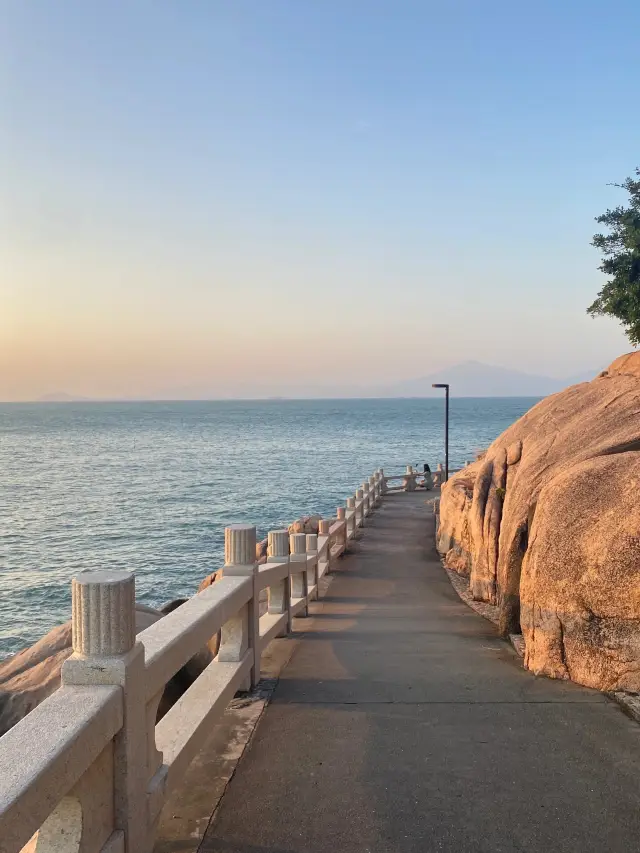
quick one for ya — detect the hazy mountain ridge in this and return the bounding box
[31,362,601,402]
[375,361,600,398]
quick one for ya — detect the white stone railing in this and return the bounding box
[0,469,385,853]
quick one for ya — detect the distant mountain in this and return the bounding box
[375,361,599,398]
[31,364,601,402]
[564,370,601,385]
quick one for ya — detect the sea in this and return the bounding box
[0,397,539,658]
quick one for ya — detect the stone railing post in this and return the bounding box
[355,489,364,528]
[306,533,319,599]
[369,475,377,508]
[267,529,291,634]
[220,524,259,689]
[346,496,356,539]
[62,570,150,853]
[289,532,309,616]
[403,465,417,492]
[318,518,332,572]
[379,468,387,495]
[337,506,347,550]
[362,483,371,517]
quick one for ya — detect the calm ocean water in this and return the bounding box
[0,397,538,658]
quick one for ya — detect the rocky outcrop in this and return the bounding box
[288,515,322,535]
[0,605,165,736]
[256,538,269,563]
[0,595,226,735]
[438,353,640,692]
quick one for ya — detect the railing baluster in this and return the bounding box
[318,519,332,571]
[267,529,291,634]
[346,496,356,540]
[289,532,309,617]
[62,570,149,853]
[220,524,259,690]
[306,533,319,600]
[355,489,364,528]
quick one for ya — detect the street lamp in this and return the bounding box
[432,383,449,483]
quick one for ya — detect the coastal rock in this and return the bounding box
[0,589,225,735]
[197,569,224,658]
[0,604,164,736]
[438,353,640,692]
[256,537,268,564]
[197,569,220,592]
[288,515,323,535]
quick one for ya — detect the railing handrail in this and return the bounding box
[0,684,122,853]
[141,574,253,701]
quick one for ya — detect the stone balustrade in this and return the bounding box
[0,469,387,853]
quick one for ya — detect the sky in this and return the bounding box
[2,0,639,400]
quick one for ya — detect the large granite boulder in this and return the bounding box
[288,514,323,535]
[0,590,223,736]
[438,353,640,692]
[0,604,164,736]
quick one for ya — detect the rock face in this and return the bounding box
[438,353,640,692]
[0,604,164,736]
[288,515,322,535]
[0,599,221,735]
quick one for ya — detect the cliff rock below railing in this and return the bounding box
[438,352,640,692]
[0,602,215,737]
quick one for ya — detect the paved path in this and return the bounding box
[202,492,640,852]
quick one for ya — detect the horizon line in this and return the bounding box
[1,394,548,404]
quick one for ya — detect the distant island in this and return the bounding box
[36,392,92,402]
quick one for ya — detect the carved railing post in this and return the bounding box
[62,570,150,853]
[362,483,371,517]
[336,507,347,550]
[369,475,378,508]
[403,465,417,492]
[267,529,291,634]
[318,519,332,572]
[355,489,364,528]
[379,468,387,495]
[289,532,309,616]
[318,518,332,574]
[306,533,319,599]
[346,496,356,540]
[220,524,259,689]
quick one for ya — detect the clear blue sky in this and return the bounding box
[2,0,639,399]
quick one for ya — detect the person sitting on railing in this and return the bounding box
[422,463,433,491]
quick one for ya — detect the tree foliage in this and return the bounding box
[588,169,640,345]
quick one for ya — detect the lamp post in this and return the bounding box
[432,383,449,482]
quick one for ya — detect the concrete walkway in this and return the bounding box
[202,492,640,853]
